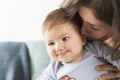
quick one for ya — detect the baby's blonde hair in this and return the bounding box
[42,8,82,35]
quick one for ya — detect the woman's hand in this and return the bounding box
[59,75,75,80]
[96,64,120,80]
[96,57,120,80]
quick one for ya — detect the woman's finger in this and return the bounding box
[98,72,120,80]
[96,64,119,71]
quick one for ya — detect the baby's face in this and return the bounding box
[44,22,86,63]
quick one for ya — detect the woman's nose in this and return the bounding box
[81,28,86,36]
[81,24,90,36]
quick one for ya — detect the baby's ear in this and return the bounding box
[81,35,86,46]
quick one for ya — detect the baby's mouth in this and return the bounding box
[57,50,69,57]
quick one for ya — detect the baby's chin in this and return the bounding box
[51,57,69,63]
[51,57,61,61]
[52,58,65,62]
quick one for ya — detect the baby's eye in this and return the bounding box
[62,36,70,42]
[48,42,55,46]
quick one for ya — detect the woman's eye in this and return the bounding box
[62,37,69,41]
[87,23,100,30]
[48,42,55,46]
[91,26,99,30]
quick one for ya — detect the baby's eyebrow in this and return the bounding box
[58,33,68,38]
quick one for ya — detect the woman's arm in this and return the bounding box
[88,41,120,79]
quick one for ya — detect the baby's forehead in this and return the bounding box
[43,20,80,38]
[46,21,72,30]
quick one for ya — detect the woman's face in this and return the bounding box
[78,6,112,41]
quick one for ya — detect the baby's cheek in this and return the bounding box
[49,52,58,61]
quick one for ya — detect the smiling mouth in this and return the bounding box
[57,50,69,57]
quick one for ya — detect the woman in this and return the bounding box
[60,0,120,80]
